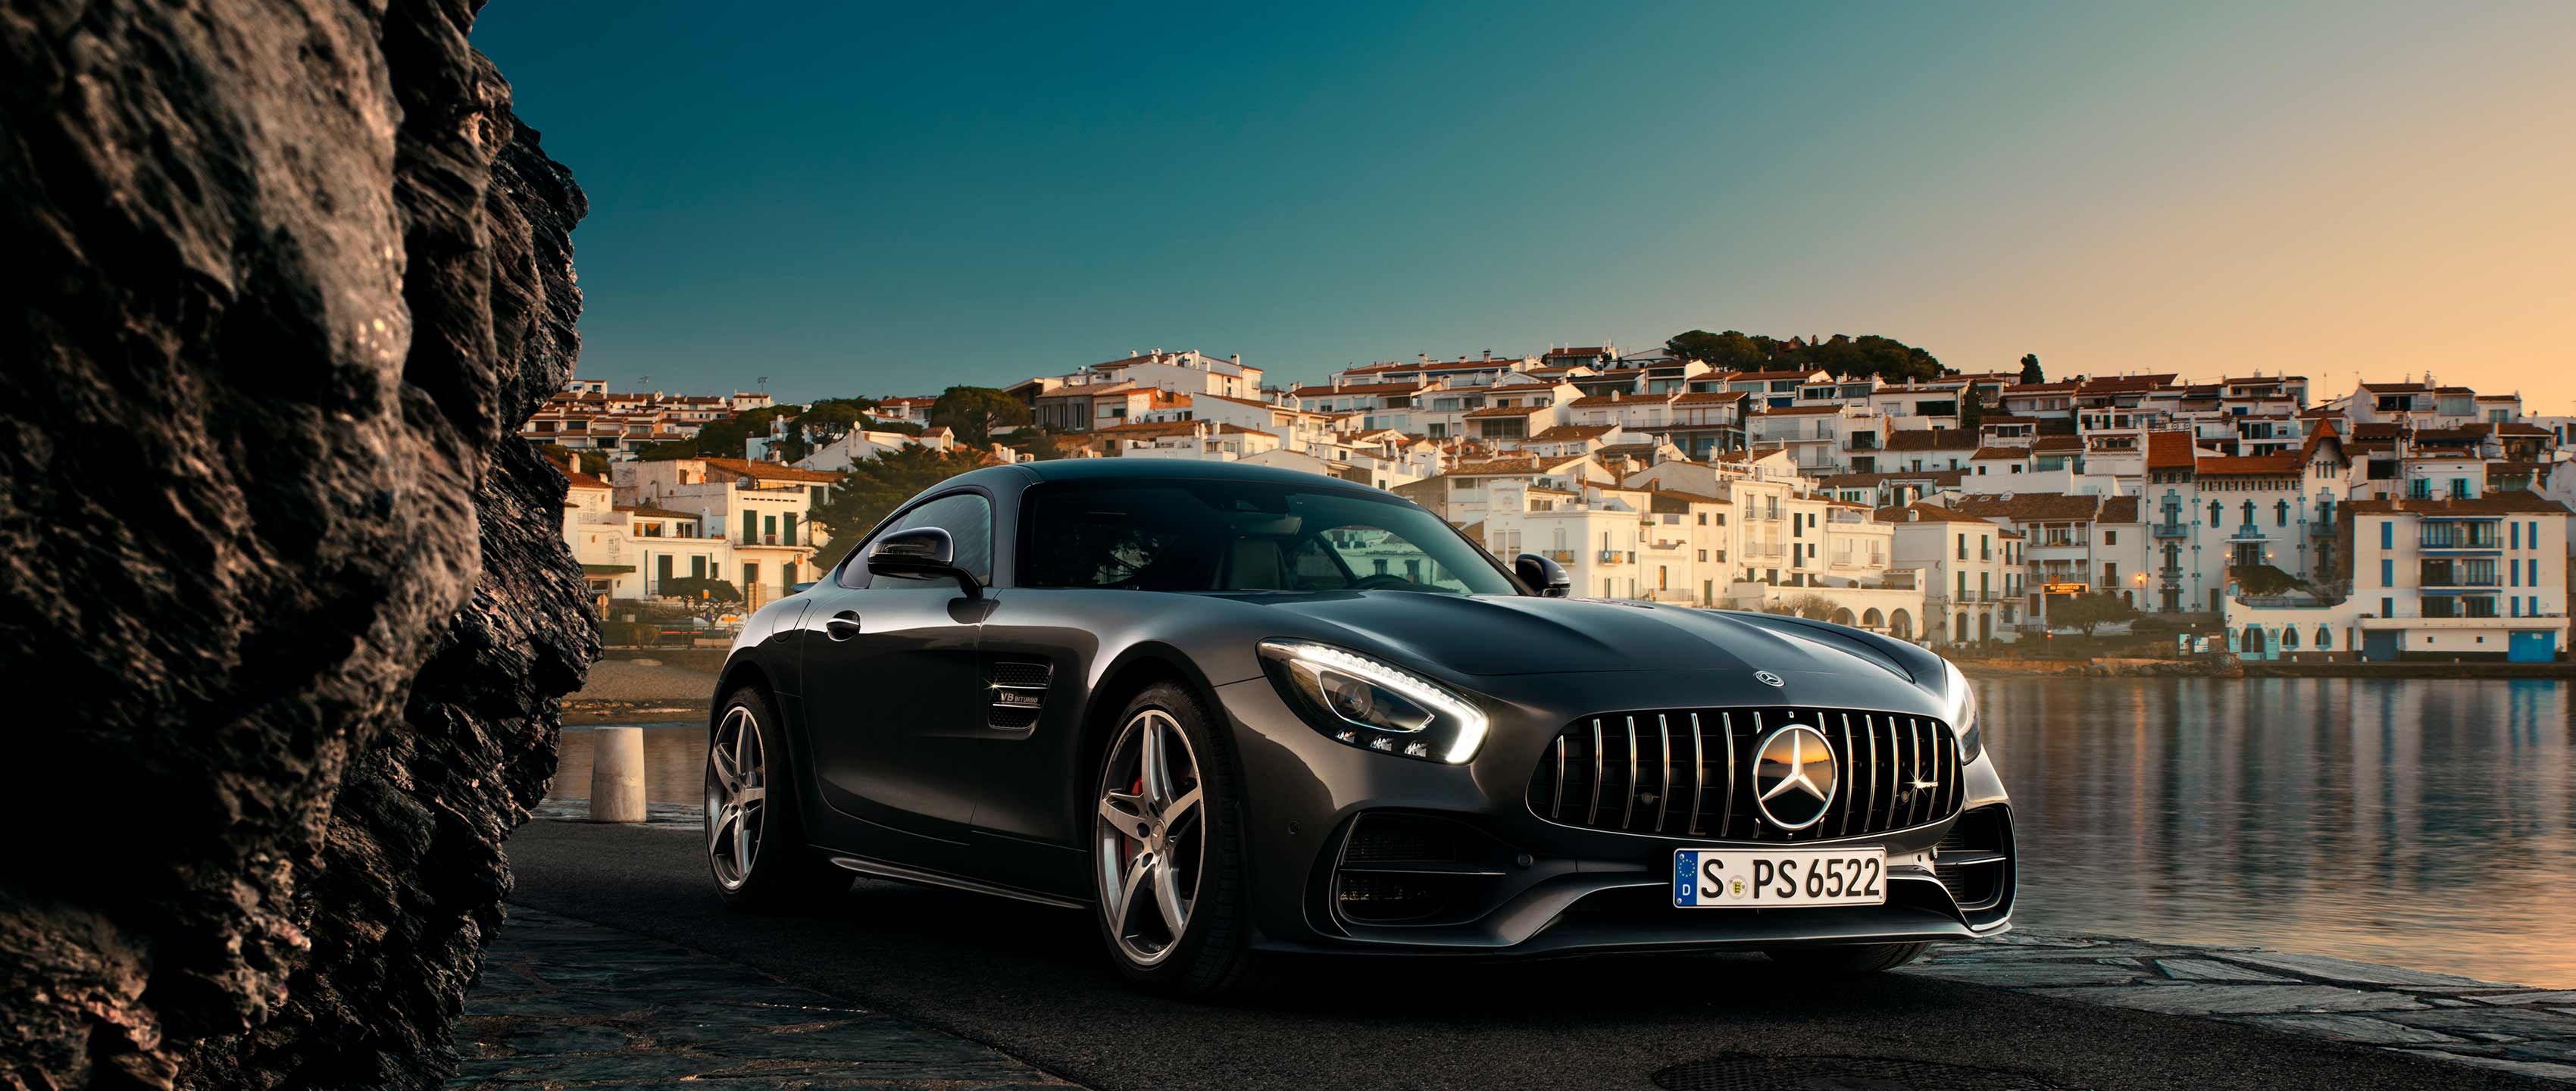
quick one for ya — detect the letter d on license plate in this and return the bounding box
[1673,848,1887,907]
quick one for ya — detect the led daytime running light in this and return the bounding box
[1259,640,1490,764]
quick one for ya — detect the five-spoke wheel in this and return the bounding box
[1095,708,1206,967]
[705,705,766,890]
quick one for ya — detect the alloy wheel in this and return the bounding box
[1094,708,1206,966]
[705,705,766,889]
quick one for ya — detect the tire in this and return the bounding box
[1088,681,1266,996]
[1762,941,1931,974]
[705,685,849,912]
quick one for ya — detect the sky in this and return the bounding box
[471,1,2576,413]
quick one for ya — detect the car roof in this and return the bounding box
[1005,458,1386,492]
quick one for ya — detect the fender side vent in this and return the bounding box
[985,660,1052,730]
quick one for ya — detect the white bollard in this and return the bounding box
[589,727,648,823]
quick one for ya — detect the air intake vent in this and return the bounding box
[984,660,1052,730]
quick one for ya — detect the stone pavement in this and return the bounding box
[449,907,1074,1089]
[1903,933,2576,1083]
[508,808,2576,1085]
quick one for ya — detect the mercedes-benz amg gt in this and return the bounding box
[705,460,2015,994]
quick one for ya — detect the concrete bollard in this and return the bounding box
[589,727,648,823]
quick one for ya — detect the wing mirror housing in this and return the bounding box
[1514,553,1571,598]
[868,526,981,597]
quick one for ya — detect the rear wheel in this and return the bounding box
[1089,683,1263,995]
[1762,942,1930,974]
[706,686,848,911]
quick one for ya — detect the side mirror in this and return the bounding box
[1514,553,1571,599]
[868,526,981,596]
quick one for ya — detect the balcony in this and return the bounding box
[1596,550,1628,565]
[2151,523,2189,539]
[1546,549,1577,564]
[2224,525,2272,542]
[2419,533,2501,552]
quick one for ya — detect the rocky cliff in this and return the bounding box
[0,2,594,1088]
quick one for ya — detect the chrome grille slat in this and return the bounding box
[1718,712,1736,839]
[1687,713,1705,836]
[1655,714,1674,833]
[1909,717,1927,828]
[1837,712,1855,839]
[1621,716,1639,831]
[1587,718,1604,827]
[1551,736,1566,821]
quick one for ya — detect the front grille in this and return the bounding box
[1525,707,1961,842]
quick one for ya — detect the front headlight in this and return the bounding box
[1257,639,1490,764]
[1944,660,1984,763]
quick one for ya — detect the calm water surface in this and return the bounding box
[550,678,2576,988]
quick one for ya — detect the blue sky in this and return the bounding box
[473,2,2576,411]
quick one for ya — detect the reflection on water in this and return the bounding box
[548,679,2576,987]
[1983,677,2574,989]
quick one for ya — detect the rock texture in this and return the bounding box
[0,2,594,1088]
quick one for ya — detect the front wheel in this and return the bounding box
[1089,683,1265,995]
[1762,942,1931,974]
[705,686,848,911]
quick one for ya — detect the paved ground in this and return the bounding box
[452,907,1070,1089]
[486,819,2572,1090]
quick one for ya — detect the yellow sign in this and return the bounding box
[2042,582,2088,594]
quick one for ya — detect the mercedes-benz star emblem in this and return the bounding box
[1752,724,1838,830]
[1752,670,1785,688]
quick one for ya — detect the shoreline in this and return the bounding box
[1956,656,2574,680]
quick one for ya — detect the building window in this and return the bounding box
[2381,559,2393,586]
[2380,520,2393,549]
[2102,531,2115,547]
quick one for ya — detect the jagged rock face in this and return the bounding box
[0,2,594,1089]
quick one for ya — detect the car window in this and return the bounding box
[839,491,991,590]
[1018,479,1515,595]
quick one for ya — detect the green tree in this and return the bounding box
[1665,330,1774,370]
[1959,385,1985,433]
[658,577,742,603]
[929,386,1030,446]
[1662,330,1944,382]
[2018,353,2045,384]
[808,445,994,561]
[538,444,607,475]
[2052,592,2140,638]
[636,405,800,461]
[794,399,871,438]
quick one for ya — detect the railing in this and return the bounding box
[1546,549,1577,564]
[1596,550,1627,565]
[2418,570,2500,589]
[2420,532,2501,549]
[2151,523,2188,539]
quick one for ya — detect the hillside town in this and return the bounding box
[534,343,2576,664]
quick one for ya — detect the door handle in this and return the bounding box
[824,611,862,641]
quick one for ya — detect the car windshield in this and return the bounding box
[1017,478,1518,596]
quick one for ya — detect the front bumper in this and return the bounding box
[1212,669,2016,956]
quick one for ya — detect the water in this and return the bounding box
[548,678,2576,987]
[1982,677,2574,988]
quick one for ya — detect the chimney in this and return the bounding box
[1418,352,1430,364]
[1483,349,1493,361]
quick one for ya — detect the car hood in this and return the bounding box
[1240,592,1924,684]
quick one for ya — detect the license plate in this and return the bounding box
[1673,848,1886,907]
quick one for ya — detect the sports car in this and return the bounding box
[705,459,2014,993]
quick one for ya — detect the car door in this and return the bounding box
[801,489,994,849]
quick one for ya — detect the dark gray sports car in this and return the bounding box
[707,459,2014,994]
